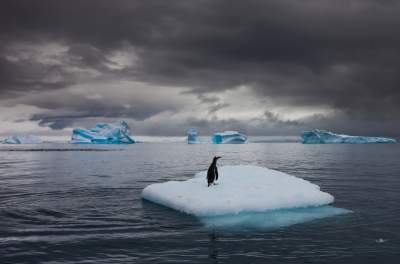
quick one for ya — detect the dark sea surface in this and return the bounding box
[0,139,399,263]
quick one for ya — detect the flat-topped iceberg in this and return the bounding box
[211,131,247,144]
[301,129,396,144]
[187,128,200,144]
[142,165,334,217]
[3,134,43,144]
[70,121,135,144]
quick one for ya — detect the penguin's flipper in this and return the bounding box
[215,167,218,181]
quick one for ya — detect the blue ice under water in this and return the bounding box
[200,206,351,230]
[301,129,396,144]
[70,121,135,144]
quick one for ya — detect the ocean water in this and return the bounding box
[0,140,399,263]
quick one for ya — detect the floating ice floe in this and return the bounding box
[211,131,247,144]
[3,134,43,144]
[70,121,135,144]
[142,165,336,217]
[375,238,387,243]
[301,129,396,144]
[187,128,200,144]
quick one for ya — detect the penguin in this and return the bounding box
[207,156,221,187]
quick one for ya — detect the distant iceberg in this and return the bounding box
[211,131,247,144]
[187,128,200,144]
[142,165,335,217]
[301,129,396,144]
[70,121,135,144]
[3,134,43,144]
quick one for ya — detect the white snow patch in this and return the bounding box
[142,165,334,216]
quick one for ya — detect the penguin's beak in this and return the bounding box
[216,156,221,159]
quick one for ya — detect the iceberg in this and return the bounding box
[70,121,135,144]
[2,134,43,144]
[142,165,335,217]
[187,128,200,144]
[301,129,396,144]
[211,131,247,144]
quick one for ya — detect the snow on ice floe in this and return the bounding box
[3,134,43,144]
[142,165,336,217]
[301,129,396,144]
[211,131,247,144]
[70,121,135,144]
[187,128,200,144]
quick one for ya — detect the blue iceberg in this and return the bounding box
[3,134,43,144]
[70,121,135,144]
[212,131,247,144]
[301,129,396,144]
[187,128,200,144]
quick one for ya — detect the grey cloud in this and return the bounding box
[197,94,220,104]
[1,0,400,135]
[208,103,230,114]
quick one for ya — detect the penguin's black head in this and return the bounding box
[213,156,221,162]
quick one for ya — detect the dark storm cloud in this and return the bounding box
[208,103,230,114]
[30,104,157,130]
[1,0,400,135]
[23,88,182,129]
[197,94,220,104]
[0,55,70,96]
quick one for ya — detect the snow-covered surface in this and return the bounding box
[3,134,43,144]
[211,131,247,144]
[70,121,135,144]
[142,165,334,217]
[187,128,200,144]
[301,129,396,144]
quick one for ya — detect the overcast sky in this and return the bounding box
[1,0,400,137]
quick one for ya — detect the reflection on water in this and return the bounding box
[208,232,219,263]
